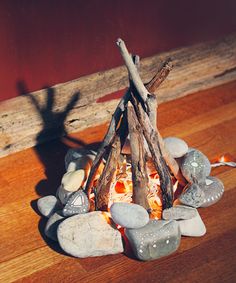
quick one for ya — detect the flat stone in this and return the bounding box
[178,210,206,237]
[110,202,149,229]
[37,195,61,218]
[45,210,65,241]
[125,220,181,261]
[57,184,74,205]
[179,183,205,208]
[57,211,123,258]
[62,190,90,217]
[180,149,211,183]
[200,176,224,207]
[164,137,188,158]
[163,205,197,220]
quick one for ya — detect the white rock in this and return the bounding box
[164,137,188,158]
[110,202,149,229]
[65,148,96,171]
[62,170,85,191]
[37,195,61,218]
[178,210,206,237]
[57,211,123,258]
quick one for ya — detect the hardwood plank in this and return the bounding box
[0,81,236,282]
[1,34,236,157]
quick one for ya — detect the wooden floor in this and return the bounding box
[1,81,236,283]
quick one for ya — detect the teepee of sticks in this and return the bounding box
[84,39,187,213]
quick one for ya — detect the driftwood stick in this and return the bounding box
[117,38,150,102]
[146,59,173,93]
[127,102,151,211]
[132,97,173,209]
[95,135,121,211]
[84,90,129,197]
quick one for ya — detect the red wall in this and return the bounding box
[0,0,236,102]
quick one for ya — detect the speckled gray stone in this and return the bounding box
[180,149,211,183]
[37,195,61,218]
[179,183,205,208]
[164,137,188,158]
[62,190,90,217]
[200,176,224,207]
[57,211,123,258]
[110,202,149,229]
[178,209,206,237]
[125,220,181,261]
[56,184,74,205]
[44,210,65,241]
[163,205,197,220]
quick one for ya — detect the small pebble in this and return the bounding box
[45,210,65,241]
[110,202,149,229]
[200,176,224,207]
[125,219,181,261]
[63,190,90,217]
[180,149,211,183]
[164,137,188,158]
[57,184,74,205]
[62,170,85,191]
[37,195,61,218]
[178,209,206,237]
[163,205,197,220]
[179,183,205,208]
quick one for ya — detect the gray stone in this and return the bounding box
[45,210,65,241]
[56,184,74,205]
[65,148,96,172]
[110,202,149,229]
[200,176,224,207]
[178,209,206,237]
[163,137,188,158]
[180,149,211,183]
[125,220,181,261]
[37,195,61,218]
[179,183,205,208]
[57,211,123,258]
[63,190,90,217]
[163,205,197,220]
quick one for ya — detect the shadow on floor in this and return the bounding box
[17,81,101,252]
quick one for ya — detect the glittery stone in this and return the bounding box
[179,183,205,208]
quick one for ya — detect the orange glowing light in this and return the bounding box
[219,155,226,162]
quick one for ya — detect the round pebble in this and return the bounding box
[110,202,149,229]
[200,176,224,207]
[180,149,211,183]
[163,137,188,158]
[37,195,61,218]
[45,210,65,241]
[179,183,205,208]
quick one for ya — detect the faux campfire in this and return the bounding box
[37,39,225,261]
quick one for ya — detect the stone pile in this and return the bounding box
[36,136,224,261]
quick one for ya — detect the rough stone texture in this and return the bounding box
[125,219,181,261]
[57,211,124,258]
[163,205,197,220]
[56,184,74,205]
[45,211,65,241]
[180,149,211,183]
[200,176,224,207]
[163,137,188,158]
[110,202,149,229]
[125,220,181,261]
[63,190,90,217]
[37,195,62,218]
[178,210,206,237]
[179,183,205,208]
